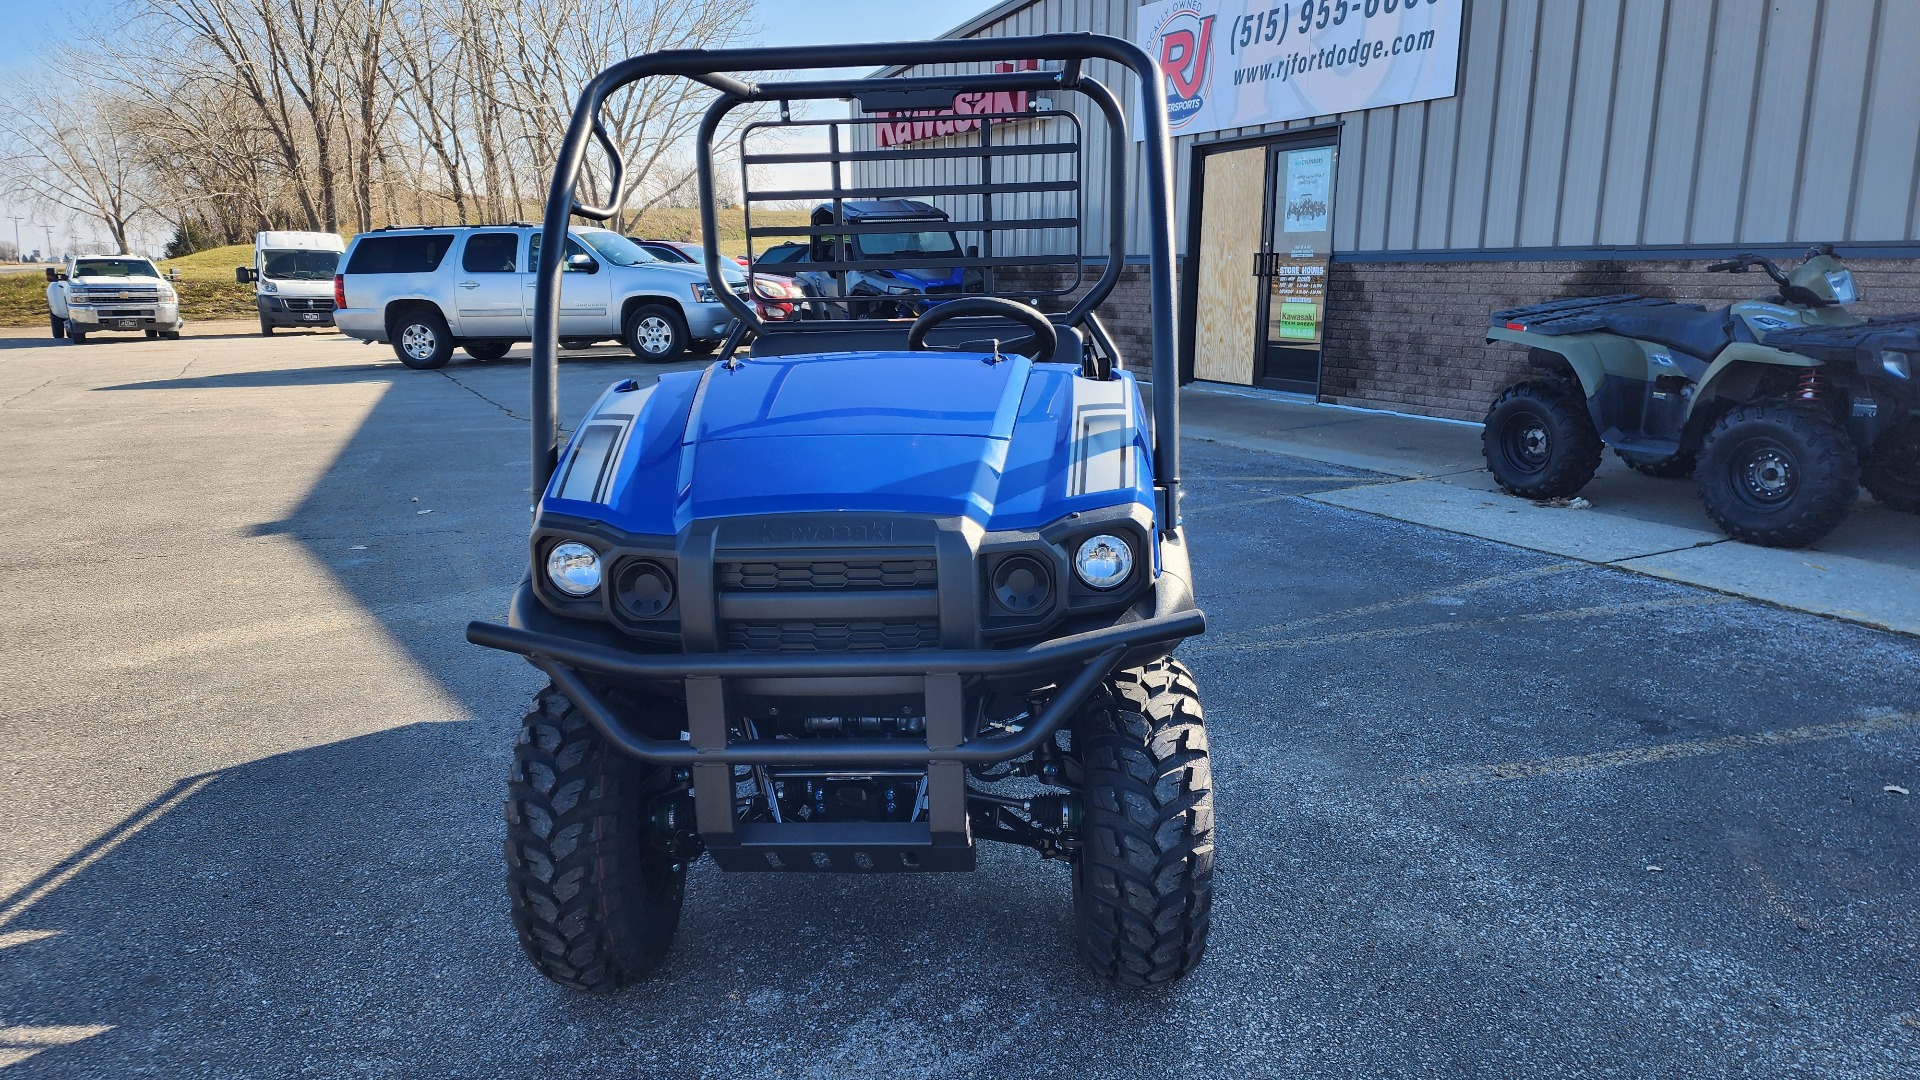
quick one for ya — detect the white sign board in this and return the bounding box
[1136,0,1464,140]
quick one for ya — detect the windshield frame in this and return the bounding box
[851,227,963,260]
[259,248,341,281]
[73,257,161,279]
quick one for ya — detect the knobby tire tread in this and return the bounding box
[1073,658,1213,989]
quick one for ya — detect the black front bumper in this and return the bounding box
[467,585,1203,873]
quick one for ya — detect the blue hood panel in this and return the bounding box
[689,352,1027,441]
[546,353,1155,536]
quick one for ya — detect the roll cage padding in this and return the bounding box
[530,33,1183,536]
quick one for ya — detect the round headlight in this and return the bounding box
[1073,534,1133,590]
[546,541,602,597]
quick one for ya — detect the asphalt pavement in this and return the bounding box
[0,325,1915,1077]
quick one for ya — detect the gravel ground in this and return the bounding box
[0,327,1915,1077]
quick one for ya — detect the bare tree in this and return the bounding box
[0,77,159,252]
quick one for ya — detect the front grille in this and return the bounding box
[718,558,936,592]
[284,297,335,313]
[99,308,154,318]
[723,618,939,652]
[80,287,160,303]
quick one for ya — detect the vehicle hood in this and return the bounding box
[69,275,165,288]
[869,266,964,290]
[546,351,1152,534]
[648,260,745,288]
[262,278,334,296]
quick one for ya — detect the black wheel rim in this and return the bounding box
[1500,410,1552,475]
[1727,436,1799,510]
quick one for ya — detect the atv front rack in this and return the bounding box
[1759,313,1920,363]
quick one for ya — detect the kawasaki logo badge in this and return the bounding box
[757,520,897,544]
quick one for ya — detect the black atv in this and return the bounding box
[1485,247,1920,546]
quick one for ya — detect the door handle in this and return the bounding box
[458,281,479,289]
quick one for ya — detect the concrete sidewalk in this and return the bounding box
[1173,383,1920,636]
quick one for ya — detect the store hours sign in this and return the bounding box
[1137,0,1463,139]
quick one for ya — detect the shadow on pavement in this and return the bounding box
[3,350,1917,1077]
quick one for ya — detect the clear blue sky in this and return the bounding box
[0,0,1007,253]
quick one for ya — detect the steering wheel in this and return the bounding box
[906,297,1058,363]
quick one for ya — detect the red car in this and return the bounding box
[631,238,808,321]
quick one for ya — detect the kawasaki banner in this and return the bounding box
[1136,0,1464,140]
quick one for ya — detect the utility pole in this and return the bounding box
[35,223,54,262]
[6,216,21,262]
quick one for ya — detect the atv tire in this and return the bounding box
[1072,658,1213,989]
[1861,428,1920,514]
[1617,448,1696,479]
[506,684,685,992]
[390,306,454,369]
[1482,380,1602,498]
[1697,404,1858,547]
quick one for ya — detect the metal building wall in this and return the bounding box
[854,0,1920,257]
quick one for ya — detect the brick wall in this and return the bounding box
[999,263,1159,379]
[1003,255,1920,418]
[1320,257,1920,422]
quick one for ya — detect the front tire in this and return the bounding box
[67,328,88,344]
[1072,658,1213,989]
[49,315,63,339]
[390,307,454,369]
[463,340,512,362]
[1481,380,1603,498]
[1617,448,1696,478]
[623,305,688,362]
[1696,404,1858,547]
[1861,428,1920,514]
[506,685,685,992]
[260,317,274,336]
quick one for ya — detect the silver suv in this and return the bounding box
[334,225,743,369]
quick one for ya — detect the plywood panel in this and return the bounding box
[1192,147,1265,386]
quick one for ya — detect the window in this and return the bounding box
[758,243,809,265]
[853,230,961,259]
[73,258,160,278]
[260,249,339,280]
[527,233,598,273]
[574,230,656,267]
[344,234,454,274]
[461,233,520,274]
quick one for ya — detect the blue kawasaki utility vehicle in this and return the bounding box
[466,34,1211,990]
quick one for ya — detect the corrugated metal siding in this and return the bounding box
[850,0,1920,256]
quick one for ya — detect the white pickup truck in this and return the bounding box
[46,255,184,343]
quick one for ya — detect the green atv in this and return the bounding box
[1483,246,1920,547]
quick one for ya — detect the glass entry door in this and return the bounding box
[1254,143,1336,395]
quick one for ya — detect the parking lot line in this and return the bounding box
[1411,710,1920,787]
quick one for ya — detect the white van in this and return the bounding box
[238,231,347,334]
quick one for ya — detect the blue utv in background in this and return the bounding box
[466,32,1212,991]
[761,199,984,318]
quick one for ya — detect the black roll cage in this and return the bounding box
[531,33,1183,533]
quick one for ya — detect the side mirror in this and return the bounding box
[235,266,255,284]
[565,252,594,273]
[45,267,58,282]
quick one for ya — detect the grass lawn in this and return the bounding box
[1,209,810,327]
